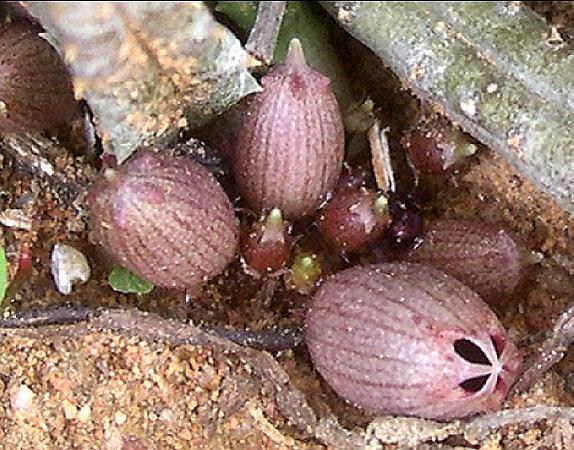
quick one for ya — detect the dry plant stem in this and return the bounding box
[364,407,574,448]
[23,2,260,164]
[512,303,574,393]
[320,406,574,448]
[462,407,574,443]
[246,1,286,64]
[321,1,574,214]
[212,325,303,352]
[0,305,93,328]
[421,2,573,112]
[0,306,303,352]
[367,120,395,193]
[315,414,365,450]
[1,132,56,178]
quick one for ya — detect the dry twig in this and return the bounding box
[24,2,261,163]
[0,131,94,205]
[322,1,574,213]
[512,303,574,393]
[246,1,286,65]
[364,406,574,448]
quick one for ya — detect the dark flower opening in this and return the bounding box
[459,374,490,393]
[454,338,491,365]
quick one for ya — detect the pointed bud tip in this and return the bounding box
[300,255,315,267]
[286,38,306,66]
[455,143,477,160]
[374,195,389,214]
[266,208,284,227]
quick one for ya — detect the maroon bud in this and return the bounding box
[305,263,522,420]
[317,188,390,253]
[88,151,239,291]
[240,208,293,276]
[232,39,344,219]
[0,21,79,135]
[405,219,522,302]
[403,115,477,175]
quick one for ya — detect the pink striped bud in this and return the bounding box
[232,39,344,220]
[306,263,522,420]
[88,151,239,291]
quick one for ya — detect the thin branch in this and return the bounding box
[0,306,303,352]
[364,406,574,447]
[1,132,57,178]
[1,307,572,447]
[212,325,303,352]
[246,1,286,65]
[462,406,574,444]
[512,303,574,393]
[365,416,458,448]
[0,131,94,205]
[0,305,92,328]
[0,307,318,433]
[24,2,261,163]
[315,413,365,450]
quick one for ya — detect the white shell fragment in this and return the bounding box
[51,244,91,295]
[0,208,33,230]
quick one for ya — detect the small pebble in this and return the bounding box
[78,404,91,422]
[10,384,35,416]
[114,410,127,425]
[159,408,175,422]
[0,208,33,230]
[51,243,91,295]
[63,399,78,420]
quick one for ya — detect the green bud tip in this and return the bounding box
[265,208,284,228]
[300,255,315,268]
[455,143,477,160]
[374,195,389,215]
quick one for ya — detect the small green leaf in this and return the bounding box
[108,266,154,295]
[215,1,258,33]
[0,246,6,305]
